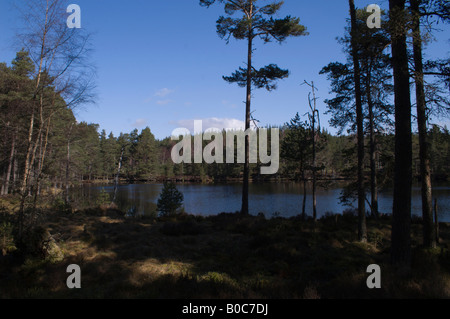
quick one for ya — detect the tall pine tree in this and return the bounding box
[390,0,413,268]
[200,0,308,214]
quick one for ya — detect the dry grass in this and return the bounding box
[1,207,450,299]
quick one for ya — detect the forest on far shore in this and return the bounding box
[1,66,449,191]
[1,46,449,217]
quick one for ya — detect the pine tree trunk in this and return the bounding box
[411,0,435,248]
[302,163,306,220]
[241,2,253,215]
[13,150,18,189]
[434,198,439,244]
[367,65,379,219]
[349,0,367,242]
[369,112,379,219]
[390,0,412,268]
[0,173,5,196]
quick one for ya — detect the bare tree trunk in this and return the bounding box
[28,122,43,196]
[18,108,36,237]
[33,114,53,209]
[311,90,317,222]
[303,80,320,221]
[367,67,379,219]
[65,123,74,205]
[411,0,435,248]
[390,0,412,268]
[20,111,35,196]
[369,111,379,219]
[0,173,5,196]
[65,138,70,204]
[112,147,125,205]
[301,162,306,220]
[17,1,50,238]
[241,2,253,215]
[434,198,439,244]
[13,150,18,189]
[349,0,367,243]
[35,99,47,196]
[2,131,16,195]
[22,0,48,192]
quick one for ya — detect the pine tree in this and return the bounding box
[320,6,393,225]
[200,0,308,214]
[348,0,367,243]
[157,182,184,217]
[389,0,413,268]
[135,127,157,180]
[0,50,35,195]
[410,0,435,248]
[281,113,311,219]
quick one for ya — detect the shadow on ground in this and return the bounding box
[1,209,450,299]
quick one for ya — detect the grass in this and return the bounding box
[0,204,450,299]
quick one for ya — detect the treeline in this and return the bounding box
[1,55,448,197]
[0,2,448,200]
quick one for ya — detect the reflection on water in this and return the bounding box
[75,182,450,222]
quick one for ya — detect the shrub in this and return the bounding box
[0,221,16,256]
[157,182,184,217]
[52,196,72,214]
[160,220,204,236]
[342,208,358,217]
[19,226,63,262]
[0,209,15,252]
[95,188,110,206]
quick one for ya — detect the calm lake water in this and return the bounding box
[76,182,450,222]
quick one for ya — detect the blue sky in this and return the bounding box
[0,0,449,139]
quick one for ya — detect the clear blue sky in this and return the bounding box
[0,0,448,139]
